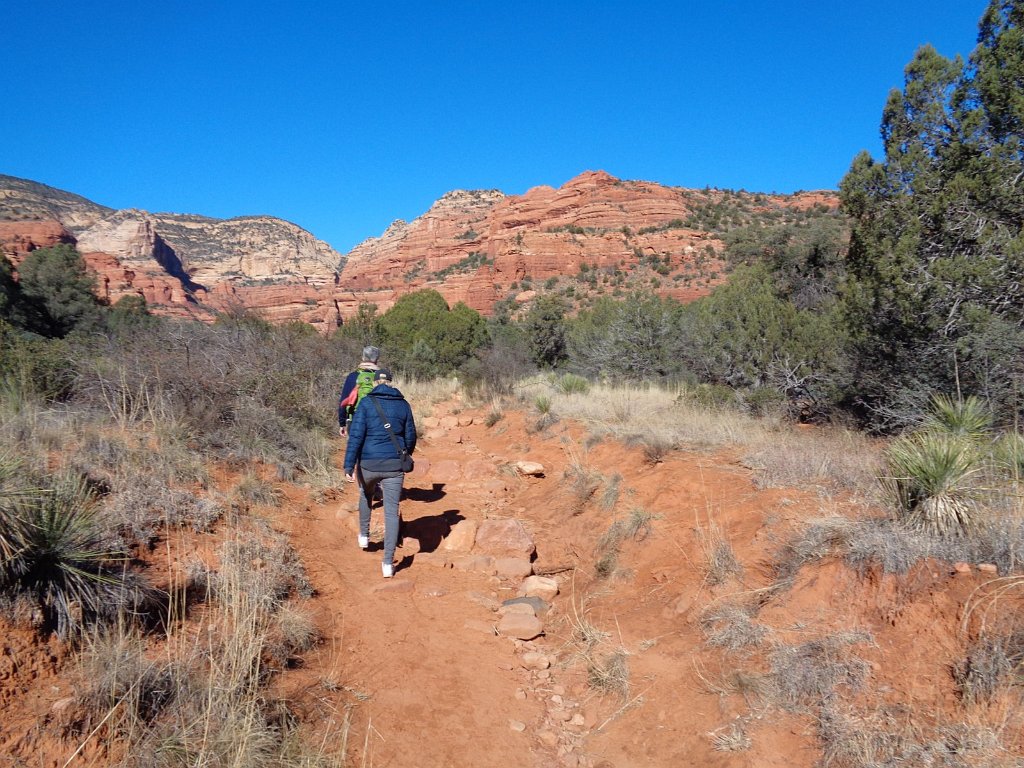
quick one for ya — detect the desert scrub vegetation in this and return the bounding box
[65,529,336,767]
[0,459,157,639]
[0,302,370,761]
[543,380,883,494]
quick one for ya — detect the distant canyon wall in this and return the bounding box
[0,172,837,331]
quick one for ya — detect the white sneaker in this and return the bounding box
[357,534,369,550]
[381,562,394,578]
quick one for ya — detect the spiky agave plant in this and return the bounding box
[921,394,993,441]
[882,431,983,536]
[0,472,154,638]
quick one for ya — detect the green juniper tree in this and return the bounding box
[839,0,1024,429]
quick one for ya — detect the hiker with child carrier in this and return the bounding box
[338,345,382,436]
[342,367,417,579]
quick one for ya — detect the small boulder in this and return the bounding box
[495,557,534,579]
[519,575,559,601]
[498,602,536,617]
[502,595,550,616]
[452,554,496,574]
[475,518,536,559]
[515,461,545,477]
[465,591,501,612]
[441,519,478,552]
[498,612,544,640]
[519,651,551,670]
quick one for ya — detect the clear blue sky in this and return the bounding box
[2,1,987,253]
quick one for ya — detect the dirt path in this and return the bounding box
[274,404,572,767]
[267,399,823,768]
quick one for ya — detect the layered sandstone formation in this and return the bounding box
[336,170,835,318]
[1,175,344,327]
[2,172,838,330]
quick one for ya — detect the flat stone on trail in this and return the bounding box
[475,518,536,558]
[464,459,496,480]
[414,551,450,568]
[519,575,559,601]
[509,720,527,732]
[502,595,551,616]
[430,459,463,482]
[515,460,545,476]
[497,602,537,617]
[465,591,501,611]
[495,557,533,579]
[464,619,497,635]
[498,612,544,640]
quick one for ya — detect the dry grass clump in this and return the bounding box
[104,476,223,548]
[546,382,886,494]
[484,399,504,427]
[745,426,884,495]
[695,511,743,586]
[595,507,658,579]
[816,702,1015,768]
[400,375,461,405]
[700,602,769,651]
[953,633,1024,704]
[768,631,872,713]
[709,721,752,752]
[567,594,631,699]
[233,472,284,509]
[65,530,336,768]
[563,455,604,514]
[548,382,772,451]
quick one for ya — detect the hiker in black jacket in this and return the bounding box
[343,369,416,578]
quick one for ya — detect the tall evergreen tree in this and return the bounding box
[839,0,1024,429]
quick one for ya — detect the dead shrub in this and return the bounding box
[953,632,1024,704]
[695,512,743,586]
[769,631,872,712]
[700,602,768,651]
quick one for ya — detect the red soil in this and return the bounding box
[1,397,1017,767]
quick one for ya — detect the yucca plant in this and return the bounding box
[992,431,1024,483]
[554,373,590,395]
[881,431,983,536]
[921,394,992,441]
[0,471,153,638]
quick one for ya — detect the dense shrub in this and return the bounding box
[839,2,1024,430]
[376,289,488,378]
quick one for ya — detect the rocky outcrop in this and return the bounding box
[1,175,344,328]
[1,172,839,329]
[337,170,837,317]
[0,221,76,256]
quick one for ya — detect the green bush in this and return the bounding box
[377,289,488,378]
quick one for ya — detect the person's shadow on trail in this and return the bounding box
[402,508,465,555]
[403,483,447,503]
